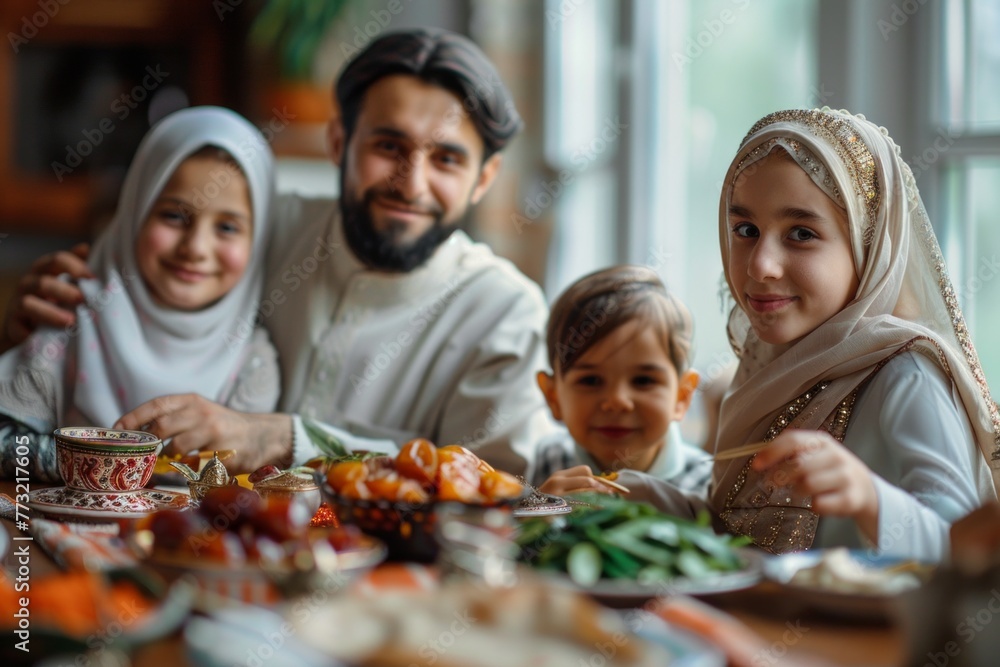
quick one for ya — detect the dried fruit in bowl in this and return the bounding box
[366,470,403,499]
[325,440,524,503]
[480,470,524,500]
[437,444,480,466]
[397,478,431,503]
[198,484,261,530]
[326,460,367,493]
[317,440,525,563]
[396,438,439,484]
[140,486,372,566]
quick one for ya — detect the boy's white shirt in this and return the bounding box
[569,422,689,479]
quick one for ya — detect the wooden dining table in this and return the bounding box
[0,480,906,666]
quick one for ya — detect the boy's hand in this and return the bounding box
[2,243,92,351]
[538,465,616,496]
[752,429,879,542]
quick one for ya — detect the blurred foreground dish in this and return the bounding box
[133,485,385,604]
[0,567,192,663]
[184,576,722,666]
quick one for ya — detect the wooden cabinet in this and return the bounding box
[0,0,239,236]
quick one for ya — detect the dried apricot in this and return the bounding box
[339,478,372,500]
[436,447,479,484]
[326,460,366,492]
[397,438,439,484]
[480,470,523,500]
[363,456,397,476]
[397,478,432,504]
[367,470,403,499]
[438,444,479,464]
[438,461,485,503]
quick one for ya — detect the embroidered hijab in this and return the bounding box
[711,108,1000,552]
[0,106,274,430]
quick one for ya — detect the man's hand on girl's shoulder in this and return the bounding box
[2,243,92,351]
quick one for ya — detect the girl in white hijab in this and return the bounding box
[618,108,998,562]
[0,106,280,481]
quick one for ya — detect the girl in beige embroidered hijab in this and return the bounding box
[714,108,999,560]
[620,108,998,562]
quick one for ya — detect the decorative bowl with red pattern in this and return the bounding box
[54,427,162,493]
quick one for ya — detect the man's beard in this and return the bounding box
[341,186,459,273]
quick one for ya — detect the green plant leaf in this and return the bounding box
[301,418,349,458]
[249,0,350,80]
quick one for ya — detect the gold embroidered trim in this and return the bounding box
[735,108,880,245]
[720,341,936,554]
[918,219,1000,460]
[719,380,829,536]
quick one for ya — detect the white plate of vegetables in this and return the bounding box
[516,494,762,606]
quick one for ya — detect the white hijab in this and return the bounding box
[711,108,1000,551]
[0,106,274,429]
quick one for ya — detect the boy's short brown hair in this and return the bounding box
[546,265,694,375]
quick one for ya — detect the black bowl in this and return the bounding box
[314,471,523,563]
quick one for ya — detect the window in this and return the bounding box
[544,0,1000,442]
[938,0,1000,388]
[544,0,819,427]
[654,0,818,377]
[542,0,619,295]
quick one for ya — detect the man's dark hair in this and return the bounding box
[335,28,523,159]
